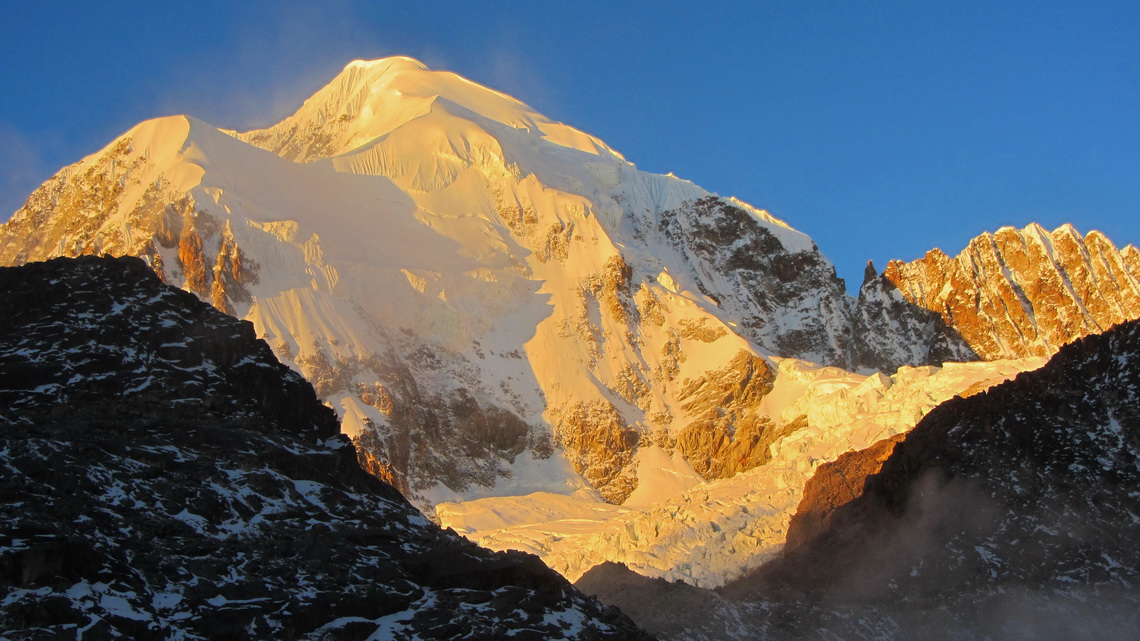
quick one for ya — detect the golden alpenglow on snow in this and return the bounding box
[3,57,1137,594]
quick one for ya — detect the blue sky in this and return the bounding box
[2,1,1137,289]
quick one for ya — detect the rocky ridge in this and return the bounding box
[0,255,651,641]
[872,222,1140,361]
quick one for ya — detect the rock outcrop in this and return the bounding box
[655,196,853,367]
[849,261,978,371]
[0,256,651,641]
[781,432,906,550]
[872,223,1140,361]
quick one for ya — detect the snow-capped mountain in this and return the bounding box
[0,255,650,640]
[0,57,857,511]
[2,57,1138,593]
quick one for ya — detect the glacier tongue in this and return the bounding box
[437,355,1045,587]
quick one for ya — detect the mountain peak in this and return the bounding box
[344,55,430,73]
[235,56,619,167]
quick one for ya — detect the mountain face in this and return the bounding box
[2,59,1136,518]
[867,223,1140,361]
[0,57,858,511]
[578,319,1140,641]
[0,255,651,641]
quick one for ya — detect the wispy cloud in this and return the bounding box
[152,0,398,131]
[483,48,553,113]
[0,121,61,221]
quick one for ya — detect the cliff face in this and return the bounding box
[780,432,906,551]
[0,256,651,641]
[654,196,853,367]
[872,223,1140,361]
[849,261,979,371]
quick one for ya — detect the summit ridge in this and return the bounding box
[234,55,617,165]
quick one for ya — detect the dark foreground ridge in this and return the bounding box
[0,256,652,640]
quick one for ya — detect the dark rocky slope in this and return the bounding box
[0,256,651,641]
[754,319,1140,598]
[575,563,747,641]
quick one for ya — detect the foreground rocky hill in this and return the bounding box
[0,256,651,641]
[579,318,1140,640]
[753,317,1140,602]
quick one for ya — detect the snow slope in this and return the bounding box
[437,355,1043,587]
[0,57,855,511]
